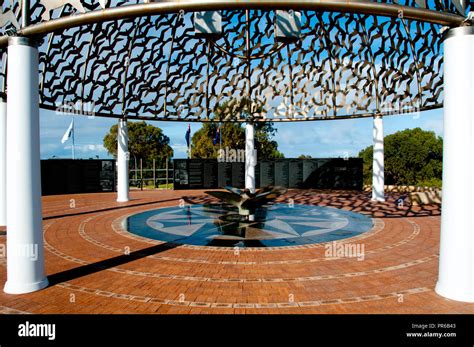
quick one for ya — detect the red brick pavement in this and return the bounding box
[0,189,472,314]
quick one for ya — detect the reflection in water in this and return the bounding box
[185,205,192,226]
[127,204,373,248]
[213,207,268,238]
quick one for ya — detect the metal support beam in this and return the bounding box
[22,0,30,28]
[0,1,465,47]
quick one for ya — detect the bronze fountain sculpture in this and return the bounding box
[205,186,287,222]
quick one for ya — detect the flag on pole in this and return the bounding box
[185,124,191,147]
[61,119,74,144]
[61,119,76,160]
[185,124,191,159]
[213,125,221,145]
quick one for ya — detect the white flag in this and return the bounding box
[61,120,74,144]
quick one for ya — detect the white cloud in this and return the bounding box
[275,118,372,158]
[63,144,108,153]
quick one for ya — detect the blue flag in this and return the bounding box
[185,124,191,147]
[213,126,221,145]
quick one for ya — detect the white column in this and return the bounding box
[4,37,48,294]
[245,123,256,193]
[372,114,385,202]
[0,97,6,226]
[117,118,129,202]
[436,26,474,302]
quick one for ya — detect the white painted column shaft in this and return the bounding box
[117,118,129,202]
[436,26,474,302]
[4,37,48,294]
[0,98,6,227]
[245,123,256,193]
[372,114,385,202]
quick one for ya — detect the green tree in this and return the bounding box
[358,127,443,187]
[358,145,374,185]
[254,122,285,159]
[103,121,173,166]
[298,154,313,159]
[191,122,244,159]
[191,98,284,159]
[191,122,284,160]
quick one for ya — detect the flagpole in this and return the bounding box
[219,122,222,153]
[72,117,75,160]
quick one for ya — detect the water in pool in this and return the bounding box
[125,203,373,248]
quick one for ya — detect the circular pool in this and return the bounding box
[125,203,373,248]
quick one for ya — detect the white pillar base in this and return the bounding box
[435,26,474,303]
[371,115,385,202]
[117,119,130,202]
[4,277,49,295]
[435,282,474,303]
[245,123,256,193]
[4,37,48,295]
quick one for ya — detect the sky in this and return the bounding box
[41,107,444,161]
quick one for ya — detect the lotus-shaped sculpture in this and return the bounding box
[205,186,287,221]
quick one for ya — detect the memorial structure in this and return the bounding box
[41,159,116,195]
[174,158,363,190]
[0,0,471,303]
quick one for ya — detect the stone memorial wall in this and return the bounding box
[174,158,363,190]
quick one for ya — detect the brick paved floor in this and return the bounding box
[0,189,473,314]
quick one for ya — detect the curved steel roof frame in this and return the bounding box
[0,0,469,122]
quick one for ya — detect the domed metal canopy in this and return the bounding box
[0,0,470,122]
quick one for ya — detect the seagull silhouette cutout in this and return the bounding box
[0,9,20,31]
[40,0,155,21]
[40,0,107,21]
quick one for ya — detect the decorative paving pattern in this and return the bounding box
[0,190,472,314]
[44,218,439,283]
[81,215,418,266]
[55,282,432,309]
